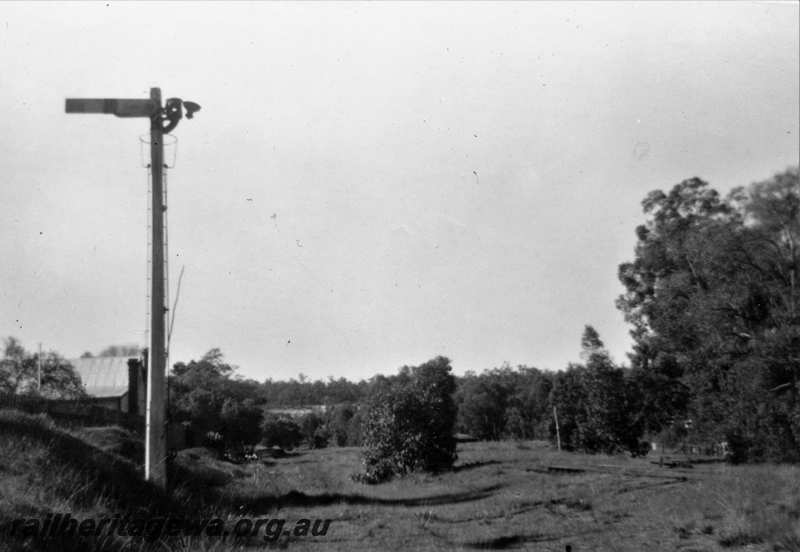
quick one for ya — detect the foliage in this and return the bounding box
[617,168,800,462]
[548,327,647,455]
[0,337,85,399]
[298,411,330,448]
[219,398,264,449]
[96,344,141,358]
[359,356,458,483]
[345,406,365,446]
[169,349,264,451]
[456,364,553,440]
[325,403,359,446]
[260,414,303,449]
[456,373,507,440]
[260,375,368,407]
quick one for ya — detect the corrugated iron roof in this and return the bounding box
[68,357,131,398]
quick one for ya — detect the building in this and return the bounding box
[66,355,189,449]
[67,356,147,414]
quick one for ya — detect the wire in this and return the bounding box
[168,266,185,350]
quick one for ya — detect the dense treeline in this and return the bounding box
[618,168,799,462]
[3,166,797,467]
[456,365,552,441]
[453,326,647,455]
[549,330,646,455]
[168,167,798,464]
[259,376,368,407]
[453,167,799,462]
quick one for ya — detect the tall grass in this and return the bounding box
[2,409,799,552]
[711,465,800,549]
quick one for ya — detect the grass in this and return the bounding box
[1,408,798,551]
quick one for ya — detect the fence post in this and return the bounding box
[553,406,562,452]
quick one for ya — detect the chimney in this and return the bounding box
[139,349,148,416]
[127,358,140,415]
[127,351,148,416]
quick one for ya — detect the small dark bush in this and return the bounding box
[261,415,303,450]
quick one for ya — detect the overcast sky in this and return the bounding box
[1,2,798,382]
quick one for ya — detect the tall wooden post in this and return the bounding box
[553,406,562,452]
[146,87,168,488]
[65,88,200,490]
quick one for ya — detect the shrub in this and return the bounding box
[219,398,264,450]
[358,356,457,483]
[326,403,359,446]
[261,414,303,449]
[299,412,329,448]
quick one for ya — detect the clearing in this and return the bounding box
[1,410,798,551]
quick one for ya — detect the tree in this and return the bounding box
[617,169,800,461]
[259,375,367,407]
[504,406,526,440]
[97,344,140,357]
[456,375,507,440]
[39,352,86,399]
[261,415,303,449]
[359,356,458,483]
[299,411,329,448]
[0,337,34,394]
[0,337,84,399]
[516,368,554,439]
[548,365,587,451]
[346,407,365,446]
[219,398,263,450]
[169,348,265,451]
[548,328,645,455]
[456,365,552,440]
[580,325,606,361]
[326,403,357,446]
[412,356,458,468]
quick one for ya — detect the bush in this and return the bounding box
[299,412,329,448]
[312,426,331,449]
[358,356,457,483]
[326,403,360,446]
[219,398,263,450]
[261,415,303,449]
[549,357,645,455]
[346,408,365,446]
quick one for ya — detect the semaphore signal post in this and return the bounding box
[65,88,200,489]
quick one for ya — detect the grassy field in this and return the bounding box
[1,409,798,552]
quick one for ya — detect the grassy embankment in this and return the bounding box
[0,409,798,552]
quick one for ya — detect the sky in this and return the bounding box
[1,2,798,382]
